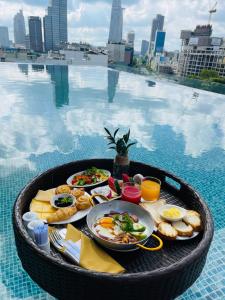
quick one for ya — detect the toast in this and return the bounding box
[157,222,178,240]
[140,199,166,225]
[183,210,202,231]
[172,221,193,237]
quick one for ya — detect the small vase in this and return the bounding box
[113,155,130,179]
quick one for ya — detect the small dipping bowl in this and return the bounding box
[51,193,76,209]
[22,212,39,228]
[158,204,186,222]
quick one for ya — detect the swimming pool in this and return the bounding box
[0,63,224,299]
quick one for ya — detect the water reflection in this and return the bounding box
[108,69,119,103]
[31,64,45,72]
[18,64,28,75]
[46,65,69,107]
[0,63,225,174]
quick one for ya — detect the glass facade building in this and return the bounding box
[13,10,26,46]
[149,14,164,55]
[0,26,10,47]
[108,0,123,44]
[28,17,43,52]
[141,40,149,56]
[154,31,166,54]
[43,0,68,51]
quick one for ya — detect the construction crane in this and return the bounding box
[208,1,217,24]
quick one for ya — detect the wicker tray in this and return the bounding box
[13,159,214,300]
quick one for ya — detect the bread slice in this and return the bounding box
[172,221,193,237]
[183,210,202,231]
[140,199,166,225]
[157,222,178,240]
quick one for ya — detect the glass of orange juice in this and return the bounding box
[141,177,161,201]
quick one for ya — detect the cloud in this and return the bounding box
[0,0,224,50]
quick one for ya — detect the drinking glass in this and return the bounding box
[122,182,142,204]
[141,177,161,201]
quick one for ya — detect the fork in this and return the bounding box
[49,230,80,264]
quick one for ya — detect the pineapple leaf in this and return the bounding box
[109,146,116,150]
[123,129,130,144]
[126,142,136,149]
[104,127,112,137]
[113,128,120,138]
[107,141,116,145]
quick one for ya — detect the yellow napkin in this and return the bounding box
[34,188,56,202]
[66,224,125,274]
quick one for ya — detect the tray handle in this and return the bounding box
[137,234,163,251]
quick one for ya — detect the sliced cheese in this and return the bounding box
[34,188,56,202]
[30,199,56,213]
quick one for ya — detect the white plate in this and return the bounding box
[90,185,121,203]
[158,204,187,222]
[176,231,199,240]
[66,169,111,188]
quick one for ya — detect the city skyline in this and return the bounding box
[0,0,224,51]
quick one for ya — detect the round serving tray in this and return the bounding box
[13,159,213,300]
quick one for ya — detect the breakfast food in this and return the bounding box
[70,188,85,198]
[53,195,74,208]
[94,212,147,244]
[46,206,77,223]
[157,222,178,240]
[71,167,109,186]
[163,207,181,219]
[30,199,57,213]
[183,210,202,231]
[55,185,71,195]
[140,199,166,225]
[172,221,193,237]
[76,195,92,210]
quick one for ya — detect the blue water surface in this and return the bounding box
[0,63,224,299]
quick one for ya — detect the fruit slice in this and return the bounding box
[130,232,147,240]
[122,173,130,183]
[132,223,146,232]
[108,177,122,194]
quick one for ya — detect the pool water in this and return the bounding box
[0,63,224,299]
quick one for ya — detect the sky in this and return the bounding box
[0,0,224,51]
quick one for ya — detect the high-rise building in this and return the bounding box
[149,14,164,55]
[141,40,149,56]
[0,26,10,47]
[25,34,30,50]
[154,31,166,54]
[127,31,135,47]
[43,0,68,51]
[178,25,225,77]
[108,0,123,44]
[14,10,26,46]
[28,17,43,52]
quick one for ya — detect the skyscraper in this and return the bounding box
[43,0,68,51]
[0,26,10,47]
[29,17,43,52]
[127,30,135,47]
[154,31,166,54]
[141,40,149,56]
[108,0,123,44]
[149,14,164,55]
[14,10,26,46]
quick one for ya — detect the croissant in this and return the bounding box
[76,195,91,210]
[47,206,77,223]
[70,188,85,198]
[55,185,71,195]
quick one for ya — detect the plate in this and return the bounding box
[35,192,92,225]
[176,231,199,240]
[66,169,111,188]
[158,204,187,222]
[90,185,121,203]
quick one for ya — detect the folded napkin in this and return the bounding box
[65,224,125,274]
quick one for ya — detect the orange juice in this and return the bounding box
[141,179,161,201]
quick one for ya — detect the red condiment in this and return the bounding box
[122,185,141,204]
